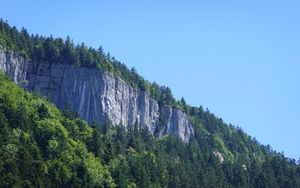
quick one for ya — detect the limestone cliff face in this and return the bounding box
[0,48,194,142]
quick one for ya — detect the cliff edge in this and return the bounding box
[0,47,194,142]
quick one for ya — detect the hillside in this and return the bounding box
[0,19,300,187]
[0,19,193,143]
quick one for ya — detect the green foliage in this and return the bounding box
[1,66,300,187]
[0,72,115,187]
[1,19,300,187]
[0,19,181,108]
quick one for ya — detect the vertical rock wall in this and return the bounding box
[0,48,194,142]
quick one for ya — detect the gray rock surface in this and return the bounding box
[0,47,194,142]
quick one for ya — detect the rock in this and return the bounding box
[0,47,194,142]
[242,164,247,171]
[213,150,225,164]
[0,48,28,88]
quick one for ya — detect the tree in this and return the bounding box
[159,86,176,107]
[180,97,188,113]
[150,82,160,101]
[38,103,49,119]
[62,36,75,64]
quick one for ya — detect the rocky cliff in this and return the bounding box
[0,47,194,142]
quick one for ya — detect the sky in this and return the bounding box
[1,1,300,159]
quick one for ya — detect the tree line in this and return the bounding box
[0,19,183,110]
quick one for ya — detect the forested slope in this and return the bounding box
[1,70,300,187]
[0,19,300,187]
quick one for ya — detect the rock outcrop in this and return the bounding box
[0,47,194,142]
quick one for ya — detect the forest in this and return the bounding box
[1,19,300,187]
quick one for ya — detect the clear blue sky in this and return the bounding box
[2,1,300,159]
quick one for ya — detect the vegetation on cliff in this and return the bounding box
[1,19,300,187]
[1,70,300,187]
[0,19,179,109]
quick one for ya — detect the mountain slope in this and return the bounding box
[0,18,193,142]
[0,72,115,187]
[0,47,193,142]
[1,70,300,187]
[0,19,300,187]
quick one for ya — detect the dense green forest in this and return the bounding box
[1,19,300,187]
[1,68,300,187]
